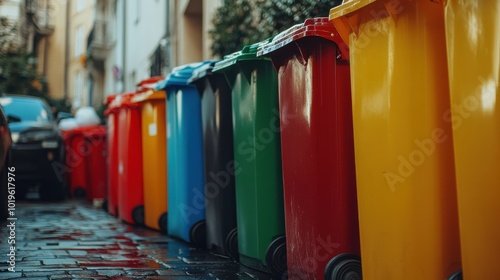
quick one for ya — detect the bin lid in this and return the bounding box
[70,125,107,137]
[257,17,349,60]
[137,76,163,92]
[156,61,213,89]
[105,94,118,106]
[188,60,220,84]
[104,92,137,116]
[212,38,273,73]
[328,0,378,47]
[130,89,166,103]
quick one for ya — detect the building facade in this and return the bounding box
[67,0,95,109]
[1,0,222,108]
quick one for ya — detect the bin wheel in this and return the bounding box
[102,199,108,212]
[158,212,168,234]
[73,187,86,198]
[131,205,144,226]
[324,253,362,280]
[189,220,206,248]
[447,270,462,280]
[225,228,239,261]
[265,235,287,279]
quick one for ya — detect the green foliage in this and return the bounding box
[259,0,341,37]
[209,0,264,58]
[0,16,71,114]
[210,0,342,57]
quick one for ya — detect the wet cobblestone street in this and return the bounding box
[0,200,275,279]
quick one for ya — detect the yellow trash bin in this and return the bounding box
[329,0,461,279]
[131,89,168,233]
[444,1,500,279]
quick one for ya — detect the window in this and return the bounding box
[76,0,86,13]
[1,98,51,123]
[73,71,83,108]
[75,25,84,57]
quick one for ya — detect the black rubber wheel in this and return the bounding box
[189,220,206,248]
[265,235,287,279]
[447,270,462,280]
[131,205,144,226]
[224,228,239,261]
[102,199,108,212]
[73,187,86,198]
[158,212,168,234]
[324,254,362,280]
[40,180,65,201]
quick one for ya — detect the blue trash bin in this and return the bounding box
[156,62,211,246]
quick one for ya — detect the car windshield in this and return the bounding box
[0,97,52,122]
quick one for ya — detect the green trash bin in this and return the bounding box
[213,41,287,279]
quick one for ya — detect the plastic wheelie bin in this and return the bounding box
[104,94,121,216]
[116,93,144,225]
[444,1,500,278]
[329,1,461,279]
[156,63,208,246]
[131,89,168,233]
[259,17,361,280]
[213,42,286,279]
[82,125,107,206]
[68,126,107,203]
[67,129,89,198]
[189,61,239,258]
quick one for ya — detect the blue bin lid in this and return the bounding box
[188,60,220,84]
[156,61,214,90]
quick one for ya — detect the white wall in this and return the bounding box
[0,0,22,19]
[123,0,167,91]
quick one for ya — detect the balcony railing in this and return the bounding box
[25,0,54,35]
[88,18,114,61]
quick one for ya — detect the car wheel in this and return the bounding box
[40,179,65,201]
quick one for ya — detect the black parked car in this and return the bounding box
[0,95,66,200]
[0,104,12,220]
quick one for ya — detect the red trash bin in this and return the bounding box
[68,126,108,205]
[259,18,360,279]
[67,129,89,198]
[104,94,125,216]
[83,125,107,205]
[116,93,144,225]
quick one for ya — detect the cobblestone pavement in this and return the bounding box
[0,199,275,279]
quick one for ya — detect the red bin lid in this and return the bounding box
[257,17,349,60]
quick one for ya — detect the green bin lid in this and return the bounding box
[257,17,349,60]
[213,38,274,73]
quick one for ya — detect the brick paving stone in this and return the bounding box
[22,270,70,277]
[93,269,127,277]
[42,259,78,265]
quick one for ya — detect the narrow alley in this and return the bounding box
[0,199,275,279]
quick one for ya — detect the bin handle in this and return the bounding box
[294,41,310,66]
[333,1,403,49]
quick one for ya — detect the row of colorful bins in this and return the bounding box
[104,77,168,232]
[101,0,499,278]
